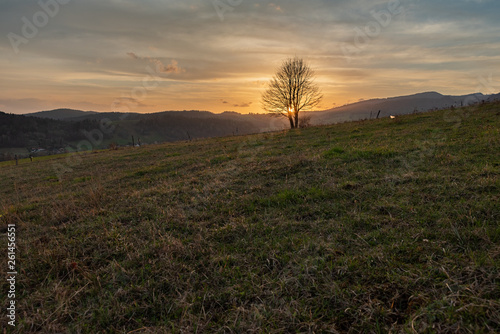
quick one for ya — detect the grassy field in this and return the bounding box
[1,102,499,333]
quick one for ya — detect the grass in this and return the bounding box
[0,102,499,333]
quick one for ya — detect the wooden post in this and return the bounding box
[376,110,381,119]
[15,155,18,166]
[132,135,135,147]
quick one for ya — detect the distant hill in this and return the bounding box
[27,108,99,120]
[4,90,495,158]
[22,91,498,127]
[62,109,288,132]
[306,91,492,125]
[487,93,500,102]
[0,109,286,160]
[0,111,107,160]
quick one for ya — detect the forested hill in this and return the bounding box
[0,111,104,150]
[27,108,99,120]
[0,110,283,160]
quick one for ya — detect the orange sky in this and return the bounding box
[1,0,499,114]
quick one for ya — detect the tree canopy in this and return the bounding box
[261,57,323,128]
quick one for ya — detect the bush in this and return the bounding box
[299,115,312,128]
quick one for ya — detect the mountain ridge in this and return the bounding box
[306,91,494,125]
[27,108,99,120]
[1,90,496,160]
[23,91,498,123]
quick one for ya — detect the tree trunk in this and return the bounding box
[294,112,299,129]
[288,116,294,129]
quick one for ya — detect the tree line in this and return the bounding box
[0,112,107,150]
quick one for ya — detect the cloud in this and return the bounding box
[220,99,252,107]
[220,99,253,108]
[112,97,155,109]
[108,96,160,113]
[126,52,139,60]
[1,0,500,114]
[268,3,283,12]
[127,52,183,74]
[233,102,253,108]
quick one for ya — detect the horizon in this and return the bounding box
[1,0,499,115]
[14,90,497,116]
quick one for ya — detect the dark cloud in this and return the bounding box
[233,102,253,108]
[112,97,154,109]
[126,52,139,60]
[0,0,499,114]
[127,52,183,74]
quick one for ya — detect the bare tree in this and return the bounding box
[261,57,323,129]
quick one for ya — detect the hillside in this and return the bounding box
[4,91,497,160]
[0,111,286,160]
[0,112,110,154]
[307,91,495,125]
[27,108,99,120]
[0,102,499,332]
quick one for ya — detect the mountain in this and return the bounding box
[64,110,288,132]
[0,109,287,160]
[27,108,99,120]
[22,91,497,127]
[4,90,495,159]
[307,91,491,125]
[0,111,106,160]
[487,93,500,102]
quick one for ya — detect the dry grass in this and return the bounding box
[1,102,499,333]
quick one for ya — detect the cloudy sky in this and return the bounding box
[1,0,499,114]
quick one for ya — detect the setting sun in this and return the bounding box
[1,1,499,115]
[1,1,499,332]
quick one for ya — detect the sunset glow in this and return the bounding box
[1,0,499,114]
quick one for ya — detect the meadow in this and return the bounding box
[1,102,499,333]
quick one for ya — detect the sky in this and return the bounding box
[0,0,499,115]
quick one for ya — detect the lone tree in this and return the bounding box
[261,57,323,129]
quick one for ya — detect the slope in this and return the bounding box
[0,111,287,159]
[0,101,499,332]
[308,91,490,125]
